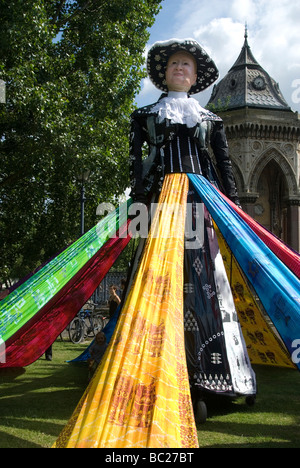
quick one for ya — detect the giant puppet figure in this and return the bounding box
[129,38,256,407]
[53,39,260,448]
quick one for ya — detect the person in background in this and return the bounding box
[45,345,52,361]
[108,285,121,318]
[88,331,108,380]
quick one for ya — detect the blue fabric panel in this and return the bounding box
[188,174,300,370]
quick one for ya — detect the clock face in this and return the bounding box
[253,76,266,90]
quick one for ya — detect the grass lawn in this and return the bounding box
[0,339,299,448]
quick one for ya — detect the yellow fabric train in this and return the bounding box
[53,173,198,448]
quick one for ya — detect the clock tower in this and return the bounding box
[207,27,300,252]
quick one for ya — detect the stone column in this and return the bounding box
[239,194,259,218]
[286,200,300,252]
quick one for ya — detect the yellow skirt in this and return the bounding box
[53,173,199,448]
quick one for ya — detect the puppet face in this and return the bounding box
[165,51,197,93]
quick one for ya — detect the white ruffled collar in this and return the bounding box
[152,91,211,128]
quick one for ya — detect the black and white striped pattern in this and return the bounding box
[163,134,203,175]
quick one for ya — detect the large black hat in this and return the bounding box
[147,38,219,95]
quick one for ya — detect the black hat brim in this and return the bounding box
[147,38,219,94]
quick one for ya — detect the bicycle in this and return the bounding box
[68,305,109,344]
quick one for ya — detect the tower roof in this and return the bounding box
[207,28,290,111]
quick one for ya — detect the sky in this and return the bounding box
[135,0,300,113]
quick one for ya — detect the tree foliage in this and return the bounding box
[0,0,162,286]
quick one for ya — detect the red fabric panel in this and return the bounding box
[1,222,131,368]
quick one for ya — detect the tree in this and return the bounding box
[0,0,162,286]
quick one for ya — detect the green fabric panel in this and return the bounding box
[0,201,131,343]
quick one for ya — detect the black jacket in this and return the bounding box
[129,97,240,205]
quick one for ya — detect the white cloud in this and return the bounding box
[228,0,258,25]
[136,0,300,112]
[193,18,245,72]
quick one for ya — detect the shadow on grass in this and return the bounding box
[0,341,89,448]
[0,345,299,448]
[196,366,300,448]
